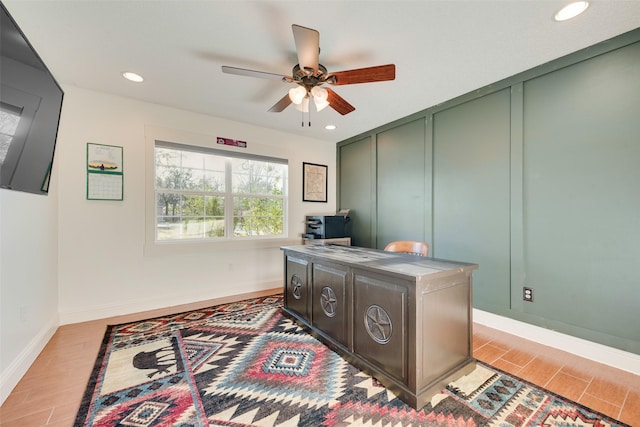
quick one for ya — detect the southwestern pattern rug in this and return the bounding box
[74,295,629,427]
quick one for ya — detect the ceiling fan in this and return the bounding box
[221,24,395,119]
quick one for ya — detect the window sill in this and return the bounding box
[143,237,303,257]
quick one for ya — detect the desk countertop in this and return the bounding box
[281,244,478,280]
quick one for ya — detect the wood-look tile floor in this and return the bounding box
[1,291,639,426]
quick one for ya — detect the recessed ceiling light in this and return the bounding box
[122,71,144,82]
[554,1,589,21]
[325,125,336,130]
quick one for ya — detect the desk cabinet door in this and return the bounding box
[285,256,310,321]
[353,272,408,384]
[312,263,349,347]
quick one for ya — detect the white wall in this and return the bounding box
[56,86,336,324]
[1,51,62,405]
[0,85,336,403]
[0,178,59,403]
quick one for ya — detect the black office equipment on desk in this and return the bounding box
[304,214,351,239]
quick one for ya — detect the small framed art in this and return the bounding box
[302,162,327,203]
[86,142,124,200]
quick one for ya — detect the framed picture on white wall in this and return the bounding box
[302,162,327,203]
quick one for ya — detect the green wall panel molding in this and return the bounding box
[509,83,526,312]
[336,30,640,355]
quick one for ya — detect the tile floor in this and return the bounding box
[1,291,638,426]
[473,323,639,425]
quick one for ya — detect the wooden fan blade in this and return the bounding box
[292,24,319,74]
[326,88,355,115]
[268,93,292,112]
[222,66,290,82]
[328,64,396,85]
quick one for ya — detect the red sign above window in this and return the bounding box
[217,137,247,148]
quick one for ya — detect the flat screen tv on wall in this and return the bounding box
[0,1,63,195]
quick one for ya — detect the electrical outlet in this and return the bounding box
[523,287,534,302]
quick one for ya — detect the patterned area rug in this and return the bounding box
[74,295,629,426]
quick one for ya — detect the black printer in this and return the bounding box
[304,214,351,239]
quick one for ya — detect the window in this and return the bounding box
[154,141,287,242]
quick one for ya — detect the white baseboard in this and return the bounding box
[0,316,58,405]
[473,309,640,376]
[59,280,282,325]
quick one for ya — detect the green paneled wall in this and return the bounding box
[376,118,427,249]
[338,136,374,248]
[433,89,511,312]
[521,42,640,349]
[336,29,640,354]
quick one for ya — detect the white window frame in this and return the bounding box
[144,126,293,255]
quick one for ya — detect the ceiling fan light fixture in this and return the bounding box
[311,86,328,101]
[295,96,310,112]
[311,86,330,111]
[289,86,307,104]
[314,99,330,112]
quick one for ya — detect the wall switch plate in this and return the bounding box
[523,287,534,302]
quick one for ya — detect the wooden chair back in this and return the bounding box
[384,240,429,256]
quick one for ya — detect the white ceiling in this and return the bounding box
[4,0,640,143]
